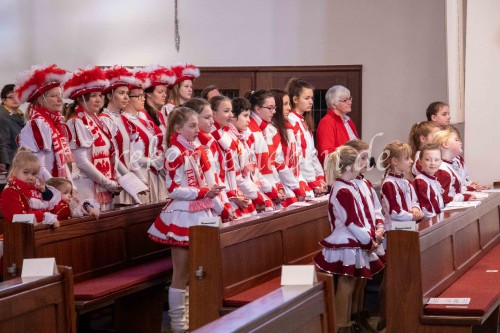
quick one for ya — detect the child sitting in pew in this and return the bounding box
[380,141,424,228]
[408,121,441,177]
[413,143,445,217]
[0,147,60,227]
[45,177,100,220]
[432,129,478,204]
[314,145,384,333]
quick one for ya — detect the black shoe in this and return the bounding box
[351,312,378,333]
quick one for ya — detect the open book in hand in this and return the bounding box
[118,173,148,204]
[443,200,481,211]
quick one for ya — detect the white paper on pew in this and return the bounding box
[427,298,470,305]
[307,195,329,203]
[281,265,317,286]
[21,258,58,281]
[197,216,221,228]
[12,214,35,224]
[391,221,417,231]
[288,201,313,208]
[466,191,489,199]
[482,189,500,193]
[118,172,148,204]
[443,201,481,211]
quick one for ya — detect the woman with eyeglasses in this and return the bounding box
[121,68,167,204]
[16,64,73,181]
[245,89,289,208]
[286,78,327,197]
[0,84,25,172]
[64,66,123,211]
[99,66,148,206]
[316,85,359,167]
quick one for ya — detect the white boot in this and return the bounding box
[168,287,188,333]
[184,286,189,328]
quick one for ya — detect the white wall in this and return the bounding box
[465,1,500,185]
[0,0,448,181]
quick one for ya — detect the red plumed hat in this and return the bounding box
[128,67,151,90]
[63,66,109,100]
[170,62,200,88]
[102,65,136,94]
[144,65,176,89]
[15,64,71,103]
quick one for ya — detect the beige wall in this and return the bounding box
[464,0,500,186]
[0,0,448,181]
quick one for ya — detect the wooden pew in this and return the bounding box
[385,193,500,333]
[0,265,76,332]
[192,273,334,333]
[188,200,331,330]
[2,202,171,333]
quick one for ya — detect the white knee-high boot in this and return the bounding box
[168,287,188,333]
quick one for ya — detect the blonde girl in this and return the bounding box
[413,143,445,217]
[408,121,442,176]
[0,147,60,227]
[147,107,222,333]
[380,141,424,226]
[314,145,383,333]
[432,129,476,204]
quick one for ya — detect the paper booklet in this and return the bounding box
[118,173,149,204]
[443,200,481,211]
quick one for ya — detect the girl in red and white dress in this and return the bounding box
[122,67,167,204]
[408,121,441,177]
[245,90,288,207]
[100,66,148,205]
[314,145,384,332]
[0,148,60,227]
[16,64,73,182]
[231,97,274,212]
[413,144,445,217]
[63,67,122,211]
[148,107,222,333]
[162,63,199,115]
[432,129,477,204]
[380,141,424,229]
[270,89,312,203]
[143,65,176,151]
[184,98,236,221]
[45,177,100,220]
[285,78,327,197]
[210,96,257,216]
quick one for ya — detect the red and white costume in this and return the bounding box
[195,131,237,220]
[148,133,214,247]
[436,159,472,204]
[247,113,285,205]
[287,110,325,191]
[413,171,444,217]
[229,125,274,211]
[412,151,422,177]
[123,110,167,204]
[211,123,257,216]
[0,177,59,225]
[268,123,308,205]
[314,178,384,278]
[67,107,118,211]
[353,175,385,260]
[18,105,73,181]
[381,172,421,228]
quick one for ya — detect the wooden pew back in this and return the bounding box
[3,203,167,282]
[189,201,330,329]
[0,266,76,333]
[386,193,500,333]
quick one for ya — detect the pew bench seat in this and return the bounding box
[74,257,173,313]
[423,243,500,323]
